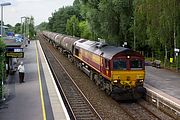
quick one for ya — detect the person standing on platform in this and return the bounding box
[18,62,25,83]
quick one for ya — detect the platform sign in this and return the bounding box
[14,48,23,52]
[5,48,24,58]
[174,48,179,52]
[6,48,23,52]
[5,52,24,58]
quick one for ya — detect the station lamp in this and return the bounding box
[0,2,11,37]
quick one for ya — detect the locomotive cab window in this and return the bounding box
[130,59,143,70]
[104,59,109,69]
[75,48,79,56]
[113,60,127,70]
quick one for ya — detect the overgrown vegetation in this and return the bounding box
[0,38,6,99]
[8,16,36,39]
[37,0,180,69]
[28,16,36,39]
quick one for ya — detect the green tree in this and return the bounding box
[36,22,48,31]
[132,0,180,69]
[14,23,21,34]
[0,38,6,99]
[44,0,180,69]
[29,16,36,39]
[78,20,92,39]
[66,15,80,36]
[79,0,134,45]
[48,6,80,34]
[6,24,14,32]
[0,20,4,26]
[132,0,149,53]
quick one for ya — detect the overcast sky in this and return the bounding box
[0,0,74,26]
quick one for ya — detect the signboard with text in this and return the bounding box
[5,52,24,58]
[5,47,24,58]
[6,48,23,52]
[174,48,179,52]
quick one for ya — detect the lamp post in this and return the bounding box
[0,2,11,37]
[21,16,29,46]
[21,16,26,36]
[21,17,30,38]
[26,17,30,38]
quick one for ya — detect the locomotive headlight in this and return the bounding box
[127,56,130,59]
[113,80,118,83]
[139,79,144,83]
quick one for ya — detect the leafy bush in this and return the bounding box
[0,38,6,99]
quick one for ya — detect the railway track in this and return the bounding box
[38,33,174,120]
[38,33,102,120]
[119,102,162,120]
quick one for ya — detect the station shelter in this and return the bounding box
[3,37,24,74]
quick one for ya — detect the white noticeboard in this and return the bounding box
[14,48,23,52]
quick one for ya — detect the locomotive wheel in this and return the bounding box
[68,55,74,63]
[59,48,63,53]
[95,80,100,86]
[105,82,112,95]
[105,89,111,96]
[100,80,106,91]
[90,70,94,81]
[94,74,100,86]
[77,62,80,69]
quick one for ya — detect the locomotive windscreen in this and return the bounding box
[113,59,127,70]
[130,59,143,70]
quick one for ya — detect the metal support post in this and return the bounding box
[1,6,3,37]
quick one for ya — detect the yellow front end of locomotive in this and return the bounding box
[111,70,145,88]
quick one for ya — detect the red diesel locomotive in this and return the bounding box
[42,31,146,100]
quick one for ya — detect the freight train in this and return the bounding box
[42,31,146,100]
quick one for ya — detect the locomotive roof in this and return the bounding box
[75,40,130,59]
[101,46,129,59]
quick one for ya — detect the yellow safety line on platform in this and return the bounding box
[35,41,47,120]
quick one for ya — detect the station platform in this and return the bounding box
[0,40,69,120]
[144,66,180,118]
[145,66,180,100]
